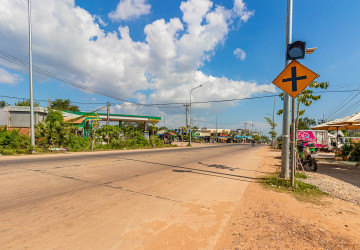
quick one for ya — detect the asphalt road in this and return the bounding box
[0,144,266,249]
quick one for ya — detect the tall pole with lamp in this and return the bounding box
[189,85,203,146]
[28,0,35,149]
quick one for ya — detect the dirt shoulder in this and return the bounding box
[215,148,360,249]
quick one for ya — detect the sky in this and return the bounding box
[1,0,360,135]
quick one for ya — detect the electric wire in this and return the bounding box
[3,50,360,109]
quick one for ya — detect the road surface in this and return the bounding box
[0,144,266,249]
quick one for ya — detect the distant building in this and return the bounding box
[0,106,48,135]
[0,106,161,137]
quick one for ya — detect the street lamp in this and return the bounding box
[189,84,203,146]
[263,91,276,147]
[28,0,35,149]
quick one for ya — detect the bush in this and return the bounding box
[65,134,92,151]
[341,143,353,157]
[350,142,360,158]
[0,126,32,155]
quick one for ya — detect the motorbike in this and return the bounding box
[297,142,318,171]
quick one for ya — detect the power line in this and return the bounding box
[3,50,360,107]
[0,94,106,105]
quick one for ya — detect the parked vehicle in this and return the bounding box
[298,130,341,152]
[297,141,318,171]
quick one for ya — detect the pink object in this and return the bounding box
[298,130,327,148]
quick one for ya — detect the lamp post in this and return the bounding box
[189,85,203,146]
[263,91,276,147]
[28,0,35,149]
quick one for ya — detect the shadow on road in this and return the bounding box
[114,157,262,183]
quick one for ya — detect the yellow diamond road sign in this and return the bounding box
[273,60,318,98]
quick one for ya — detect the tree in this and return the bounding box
[264,117,277,148]
[298,117,316,130]
[35,110,70,148]
[0,100,9,108]
[277,79,329,146]
[50,99,79,112]
[15,99,39,107]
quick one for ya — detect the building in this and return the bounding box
[0,106,161,138]
[0,106,48,135]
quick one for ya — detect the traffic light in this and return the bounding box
[286,41,306,60]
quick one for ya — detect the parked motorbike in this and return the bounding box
[297,142,318,171]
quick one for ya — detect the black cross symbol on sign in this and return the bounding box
[282,66,307,92]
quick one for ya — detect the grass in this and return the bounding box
[295,172,308,179]
[260,173,328,204]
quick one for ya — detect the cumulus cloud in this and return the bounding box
[0,67,20,85]
[234,48,246,61]
[109,0,151,21]
[0,0,269,127]
[233,0,254,22]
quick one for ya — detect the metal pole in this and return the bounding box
[190,92,192,146]
[106,101,110,144]
[272,95,276,147]
[185,101,189,135]
[216,115,218,143]
[290,98,295,186]
[281,0,293,179]
[28,0,35,149]
[189,85,202,146]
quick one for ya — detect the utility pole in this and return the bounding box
[189,85,202,146]
[48,99,51,108]
[251,122,254,135]
[272,95,276,147]
[216,115,218,143]
[184,101,189,135]
[197,115,200,129]
[106,101,110,144]
[281,0,293,179]
[28,0,35,149]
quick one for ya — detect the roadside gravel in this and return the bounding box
[302,161,360,206]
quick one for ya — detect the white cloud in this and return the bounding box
[0,0,269,128]
[233,48,246,61]
[109,0,151,21]
[94,15,108,26]
[233,0,254,22]
[0,67,20,85]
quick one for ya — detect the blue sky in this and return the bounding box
[0,0,360,135]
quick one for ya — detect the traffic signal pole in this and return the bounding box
[281,0,293,179]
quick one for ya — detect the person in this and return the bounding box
[251,139,255,146]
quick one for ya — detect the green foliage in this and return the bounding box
[97,125,122,143]
[265,117,277,147]
[261,173,327,203]
[50,99,80,112]
[0,126,33,155]
[277,80,329,117]
[15,99,39,107]
[295,172,308,179]
[0,100,9,108]
[229,130,237,139]
[66,134,92,151]
[350,142,360,158]
[35,110,72,148]
[253,134,260,141]
[298,117,317,130]
[341,143,353,157]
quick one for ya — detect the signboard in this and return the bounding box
[272,60,318,98]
